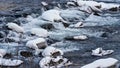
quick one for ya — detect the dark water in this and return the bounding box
[0,0,120,68]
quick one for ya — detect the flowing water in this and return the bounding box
[0,0,120,68]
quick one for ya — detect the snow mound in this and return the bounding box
[81,58,118,68]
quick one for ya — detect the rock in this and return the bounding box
[42,46,63,58]
[0,49,7,58]
[92,48,114,56]
[30,28,48,37]
[81,58,118,68]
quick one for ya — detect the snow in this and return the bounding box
[0,49,6,58]
[42,46,63,57]
[92,48,114,56]
[73,35,88,40]
[30,28,48,37]
[6,23,24,33]
[0,58,23,66]
[81,58,118,68]
[41,9,63,22]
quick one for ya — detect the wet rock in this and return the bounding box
[20,50,33,58]
[4,53,13,59]
[101,32,108,37]
[40,23,55,30]
[109,7,118,11]
[4,17,15,22]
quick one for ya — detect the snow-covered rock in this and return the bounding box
[73,35,88,40]
[6,23,24,33]
[0,58,23,66]
[0,49,7,58]
[41,9,67,23]
[39,56,72,68]
[26,38,47,55]
[81,58,118,68]
[30,28,48,37]
[42,46,63,57]
[92,48,114,56]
